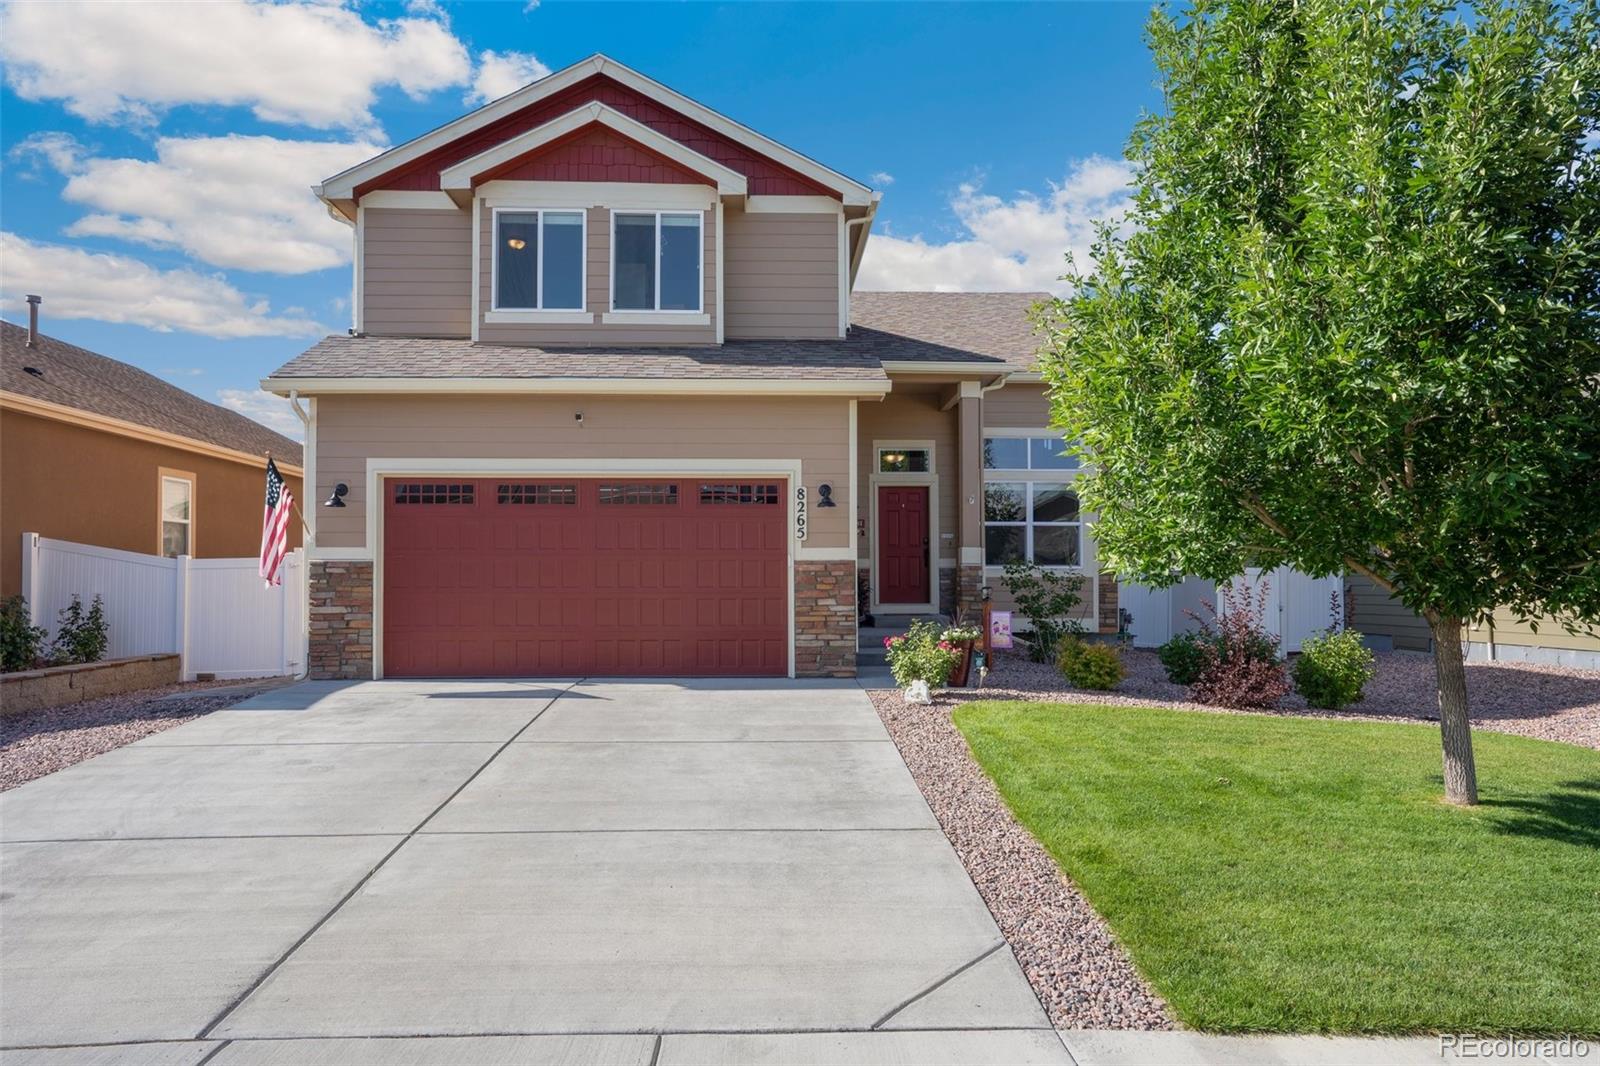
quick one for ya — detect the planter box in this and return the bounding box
[1,654,181,717]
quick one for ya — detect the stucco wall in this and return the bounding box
[1,411,302,598]
[311,393,853,552]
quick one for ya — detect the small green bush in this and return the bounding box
[51,595,109,666]
[883,620,961,689]
[1002,561,1085,663]
[1293,628,1377,709]
[1,596,48,673]
[1157,631,1212,684]
[1058,636,1126,690]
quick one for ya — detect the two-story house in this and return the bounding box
[267,54,1107,680]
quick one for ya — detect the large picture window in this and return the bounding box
[612,211,702,312]
[984,482,1081,566]
[493,209,585,311]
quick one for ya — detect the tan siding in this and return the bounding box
[362,208,472,337]
[478,205,717,346]
[1466,610,1600,652]
[984,383,1052,428]
[856,389,957,565]
[1347,573,1435,651]
[314,394,850,550]
[723,210,840,339]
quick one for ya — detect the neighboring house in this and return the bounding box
[265,53,1107,681]
[1347,574,1600,669]
[1,315,304,599]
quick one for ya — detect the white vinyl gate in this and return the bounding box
[19,533,304,680]
[1120,567,1343,653]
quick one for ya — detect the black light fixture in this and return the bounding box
[817,483,837,508]
[325,482,348,508]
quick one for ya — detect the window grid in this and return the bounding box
[393,482,476,505]
[598,483,679,505]
[983,482,1081,567]
[699,483,780,505]
[497,483,577,505]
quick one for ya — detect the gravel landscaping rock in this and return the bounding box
[1,678,288,791]
[867,686,1173,1030]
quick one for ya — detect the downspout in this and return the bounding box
[288,390,313,681]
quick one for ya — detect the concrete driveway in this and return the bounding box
[0,679,1069,1065]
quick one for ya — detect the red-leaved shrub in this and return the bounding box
[1186,580,1290,709]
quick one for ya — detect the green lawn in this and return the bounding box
[952,701,1600,1035]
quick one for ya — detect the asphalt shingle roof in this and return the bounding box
[2,320,303,464]
[266,292,1049,382]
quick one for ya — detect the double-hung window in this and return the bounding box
[982,434,1082,567]
[493,209,585,311]
[160,475,193,558]
[612,211,702,312]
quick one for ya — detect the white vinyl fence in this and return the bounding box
[19,533,304,680]
[1120,567,1344,653]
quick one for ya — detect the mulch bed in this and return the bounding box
[865,647,1600,1029]
[1,678,285,791]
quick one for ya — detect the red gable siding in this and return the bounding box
[359,73,836,198]
[479,123,709,186]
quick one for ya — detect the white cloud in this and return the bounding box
[0,233,326,339]
[467,50,552,106]
[15,133,384,274]
[870,171,895,186]
[0,1,470,133]
[858,156,1135,295]
[164,367,206,378]
[8,132,87,178]
[218,388,305,442]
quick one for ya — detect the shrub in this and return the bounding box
[1187,581,1289,709]
[1,596,47,673]
[1002,560,1085,663]
[884,620,962,689]
[1293,628,1377,709]
[51,595,109,666]
[1157,632,1212,684]
[1058,636,1126,690]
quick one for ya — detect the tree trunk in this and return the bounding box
[1428,613,1478,805]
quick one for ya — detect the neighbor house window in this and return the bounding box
[984,482,1081,567]
[612,211,702,312]
[494,209,585,310]
[160,476,192,557]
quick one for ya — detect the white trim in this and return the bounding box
[358,191,458,209]
[485,310,594,325]
[264,376,890,398]
[439,101,748,200]
[868,438,939,614]
[489,206,588,313]
[746,195,845,214]
[159,474,195,558]
[317,54,871,205]
[714,199,725,345]
[600,312,710,327]
[364,457,806,679]
[796,547,856,562]
[881,361,1010,376]
[352,204,365,334]
[837,210,848,338]
[470,196,481,342]
[609,209,705,314]
[480,181,715,210]
[960,546,984,567]
[848,399,858,568]
[958,380,983,399]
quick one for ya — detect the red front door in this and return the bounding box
[877,485,930,605]
[382,477,787,677]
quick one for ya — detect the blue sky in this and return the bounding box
[0,1,1158,438]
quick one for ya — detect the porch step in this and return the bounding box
[857,615,952,669]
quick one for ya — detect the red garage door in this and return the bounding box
[382,478,788,677]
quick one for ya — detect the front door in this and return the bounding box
[877,485,930,606]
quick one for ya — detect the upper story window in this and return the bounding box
[494,209,585,311]
[160,475,192,557]
[982,434,1079,471]
[612,211,702,313]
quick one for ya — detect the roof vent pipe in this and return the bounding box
[26,295,41,348]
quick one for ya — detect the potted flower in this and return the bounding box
[882,620,962,701]
[940,623,984,687]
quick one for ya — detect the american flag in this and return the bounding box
[259,458,294,587]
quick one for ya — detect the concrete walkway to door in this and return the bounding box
[0,678,1069,1064]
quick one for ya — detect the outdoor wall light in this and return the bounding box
[325,482,348,508]
[817,483,837,507]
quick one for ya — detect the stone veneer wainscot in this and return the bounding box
[794,560,857,678]
[309,560,374,680]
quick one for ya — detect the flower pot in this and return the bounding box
[947,640,975,687]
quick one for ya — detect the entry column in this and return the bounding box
[956,380,985,617]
